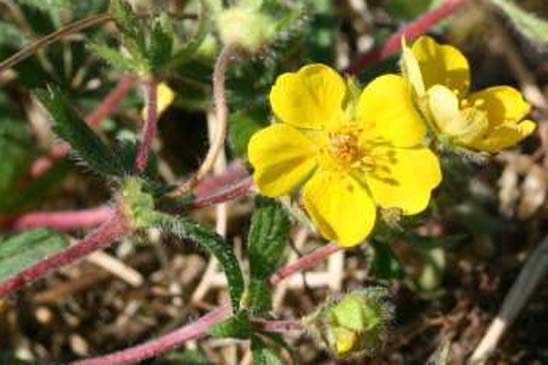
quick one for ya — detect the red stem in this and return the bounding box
[192,160,249,198]
[270,242,341,285]
[9,206,114,231]
[135,78,159,174]
[0,209,129,299]
[252,318,303,333]
[72,306,232,365]
[85,75,136,127]
[182,176,254,210]
[345,0,469,75]
[31,75,136,177]
[72,242,341,365]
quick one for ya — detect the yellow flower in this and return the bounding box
[401,36,535,153]
[247,64,441,246]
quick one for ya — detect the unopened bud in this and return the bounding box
[217,5,276,52]
[303,287,393,359]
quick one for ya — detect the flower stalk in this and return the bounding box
[135,78,159,173]
[0,13,112,75]
[0,208,130,299]
[8,205,114,231]
[71,241,341,365]
[172,44,239,196]
[345,0,469,75]
[181,176,254,210]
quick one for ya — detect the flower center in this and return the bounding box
[328,132,359,165]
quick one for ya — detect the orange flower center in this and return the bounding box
[328,132,360,165]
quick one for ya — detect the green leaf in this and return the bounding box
[34,86,123,176]
[370,239,404,280]
[158,215,245,312]
[109,0,148,70]
[248,197,290,280]
[0,22,27,49]
[228,107,267,157]
[0,229,68,283]
[18,0,71,13]
[19,0,71,26]
[90,43,143,73]
[148,16,174,70]
[307,0,335,64]
[248,279,272,313]
[161,0,213,73]
[109,0,143,43]
[0,120,33,209]
[209,311,252,339]
[490,0,548,48]
[251,337,284,365]
[386,0,433,20]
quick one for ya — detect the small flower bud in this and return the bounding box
[216,5,276,53]
[303,287,394,359]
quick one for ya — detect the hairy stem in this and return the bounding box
[345,0,469,75]
[135,78,159,173]
[182,176,254,210]
[270,242,341,285]
[171,44,238,196]
[8,206,114,231]
[31,75,136,177]
[72,242,341,365]
[85,75,136,127]
[0,208,129,299]
[0,13,112,75]
[252,318,304,333]
[72,306,231,365]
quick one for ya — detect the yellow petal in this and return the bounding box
[400,37,426,97]
[302,170,376,246]
[141,82,175,120]
[428,85,488,144]
[470,120,536,153]
[334,327,357,355]
[357,74,427,147]
[248,123,317,197]
[411,36,470,96]
[365,147,441,215]
[269,64,346,130]
[467,86,531,127]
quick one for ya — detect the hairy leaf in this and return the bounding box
[248,279,272,313]
[0,120,33,211]
[90,43,143,73]
[148,16,174,70]
[248,197,290,280]
[0,229,68,283]
[209,311,252,339]
[370,239,404,280]
[490,0,548,48]
[251,337,284,365]
[35,86,123,176]
[158,215,245,312]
